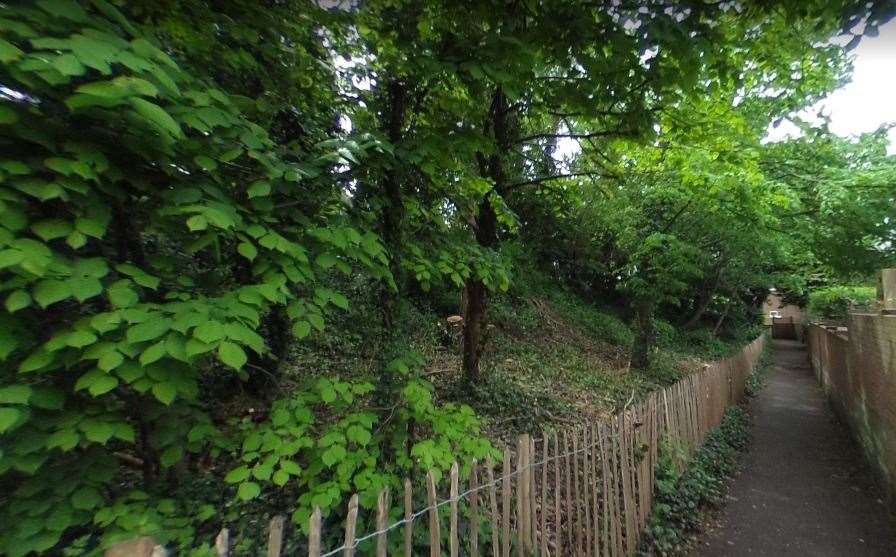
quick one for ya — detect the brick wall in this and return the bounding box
[807,314,896,498]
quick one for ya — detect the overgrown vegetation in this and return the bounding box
[806,285,878,322]
[0,1,894,555]
[641,342,772,555]
[640,408,751,556]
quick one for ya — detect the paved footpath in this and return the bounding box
[697,340,895,556]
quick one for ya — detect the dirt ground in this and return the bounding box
[696,340,896,556]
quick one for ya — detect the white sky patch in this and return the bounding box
[764,20,896,152]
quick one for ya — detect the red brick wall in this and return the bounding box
[808,315,896,498]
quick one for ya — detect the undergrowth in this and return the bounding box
[639,342,772,555]
[640,407,750,556]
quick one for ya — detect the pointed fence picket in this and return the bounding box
[106,336,765,557]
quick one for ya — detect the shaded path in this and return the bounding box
[697,340,895,556]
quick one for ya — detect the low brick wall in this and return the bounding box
[807,313,896,499]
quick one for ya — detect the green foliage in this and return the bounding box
[0,3,392,555]
[0,0,891,554]
[642,407,750,556]
[806,285,877,321]
[745,342,773,397]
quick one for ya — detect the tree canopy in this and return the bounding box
[0,1,893,555]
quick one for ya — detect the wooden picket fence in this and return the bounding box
[107,336,765,557]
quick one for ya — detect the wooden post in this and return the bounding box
[563,431,573,553]
[582,425,593,557]
[553,433,561,557]
[486,455,501,557]
[501,446,512,557]
[267,515,286,557]
[881,268,896,313]
[426,471,441,557]
[404,479,414,557]
[105,538,156,557]
[343,495,359,557]
[309,508,322,557]
[450,462,460,557]
[540,433,548,557]
[470,460,480,557]
[516,435,529,556]
[376,488,390,557]
[215,529,230,557]
[572,429,582,554]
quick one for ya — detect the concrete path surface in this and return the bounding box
[697,340,895,556]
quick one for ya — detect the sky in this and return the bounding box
[764,19,896,152]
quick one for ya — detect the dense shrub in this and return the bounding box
[806,285,877,321]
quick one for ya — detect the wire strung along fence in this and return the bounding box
[106,336,765,557]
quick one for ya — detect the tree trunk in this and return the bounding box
[462,279,487,382]
[380,79,409,329]
[713,297,732,336]
[683,267,722,329]
[462,87,509,383]
[631,299,656,370]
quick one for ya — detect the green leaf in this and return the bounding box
[0,105,18,124]
[47,428,79,451]
[247,181,270,198]
[194,155,218,171]
[66,330,97,348]
[31,388,65,410]
[225,465,249,484]
[272,469,289,486]
[69,277,103,302]
[237,481,261,501]
[139,340,166,366]
[33,279,70,308]
[31,219,73,241]
[108,281,138,308]
[19,349,53,373]
[71,487,103,511]
[0,39,23,63]
[0,249,24,269]
[237,241,257,261]
[160,446,183,468]
[37,0,89,21]
[308,313,324,332]
[5,290,32,312]
[217,341,247,370]
[193,321,225,343]
[0,385,31,404]
[321,444,347,467]
[346,425,372,446]
[75,217,106,238]
[151,381,176,405]
[186,215,207,231]
[185,338,214,357]
[280,460,301,475]
[88,374,118,396]
[52,53,85,76]
[330,292,349,310]
[126,318,171,344]
[82,420,115,444]
[130,98,182,138]
[292,321,311,339]
[0,407,22,433]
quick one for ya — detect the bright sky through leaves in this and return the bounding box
[765,20,896,152]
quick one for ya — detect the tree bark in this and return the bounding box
[631,299,656,370]
[683,266,723,329]
[713,296,733,336]
[379,79,409,329]
[462,88,509,383]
